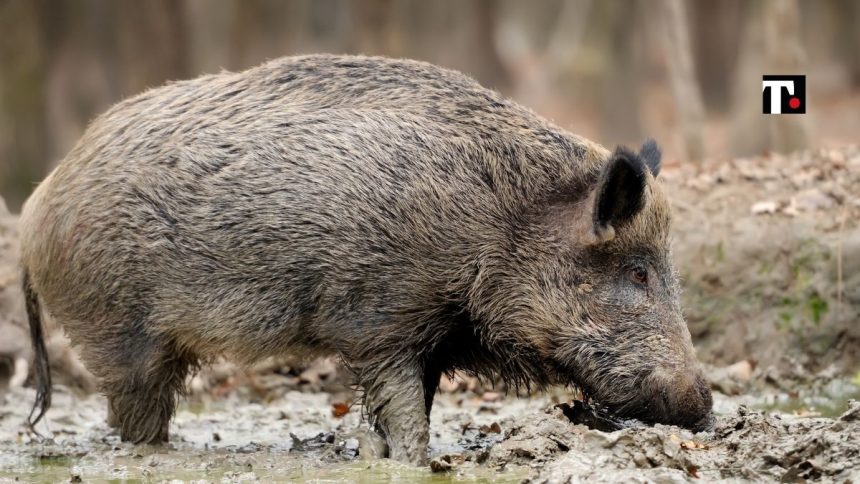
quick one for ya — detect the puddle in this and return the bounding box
[754,379,860,417]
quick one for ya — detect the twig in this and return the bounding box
[836,206,846,316]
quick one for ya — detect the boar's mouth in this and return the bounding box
[561,381,659,430]
[561,371,715,433]
[555,400,643,432]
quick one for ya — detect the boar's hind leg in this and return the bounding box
[101,338,192,444]
[362,360,431,464]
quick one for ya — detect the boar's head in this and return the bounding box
[476,140,713,432]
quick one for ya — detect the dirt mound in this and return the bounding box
[493,401,860,482]
[667,146,860,371]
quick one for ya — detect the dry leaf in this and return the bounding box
[751,201,779,215]
[331,402,349,418]
[687,465,700,478]
[794,188,834,211]
[792,409,821,417]
[671,434,709,450]
[680,440,709,450]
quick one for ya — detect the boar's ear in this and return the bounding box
[591,148,648,241]
[639,138,662,177]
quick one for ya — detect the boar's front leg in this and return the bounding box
[361,358,431,464]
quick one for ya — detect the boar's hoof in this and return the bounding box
[351,428,389,459]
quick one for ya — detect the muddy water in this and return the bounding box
[0,386,539,482]
[1,381,859,483]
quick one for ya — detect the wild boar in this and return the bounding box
[20,54,712,464]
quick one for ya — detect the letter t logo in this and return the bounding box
[762,80,793,114]
[762,75,806,114]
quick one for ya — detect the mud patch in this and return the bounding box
[2,380,859,481]
[0,385,540,482]
[516,400,860,483]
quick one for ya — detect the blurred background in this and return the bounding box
[0,3,859,480]
[1,0,859,211]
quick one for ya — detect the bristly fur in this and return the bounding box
[18,54,711,464]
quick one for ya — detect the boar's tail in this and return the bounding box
[23,268,52,430]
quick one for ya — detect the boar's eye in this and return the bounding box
[628,266,648,286]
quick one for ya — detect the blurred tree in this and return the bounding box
[0,0,856,210]
[689,0,742,112]
[352,0,402,56]
[763,0,811,152]
[185,0,234,74]
[229,0,294,69]
[496,0,592,112]
[0,0,53,207]
[595,0,643,146]
[730,0,812,156]
[43,0,118,163]
[835,0,860,87]
[655,0,706,161]
[468,0,511,92]
[729,1,767,156]
[112,0,189,94]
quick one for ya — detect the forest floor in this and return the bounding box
[0,146,859,483]
[0,381,858,483]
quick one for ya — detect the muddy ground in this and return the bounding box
[0,146,859,482]
[1,371,859,483]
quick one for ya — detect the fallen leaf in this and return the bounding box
[687,464,699,478]
[751,201,779,215]
[478,422,501,434]
[680,439,709,450]
[331,402,350,418]
[792,409,820,418]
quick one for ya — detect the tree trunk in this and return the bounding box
[763,0,812,153]
[656,0,706,162]
[689,0,742,112]
[598,0,642,146]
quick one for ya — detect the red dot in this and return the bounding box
[789,97,801,109]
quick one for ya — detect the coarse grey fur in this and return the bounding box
[20,54,712,464]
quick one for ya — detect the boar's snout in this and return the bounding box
[657,369,714,432]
